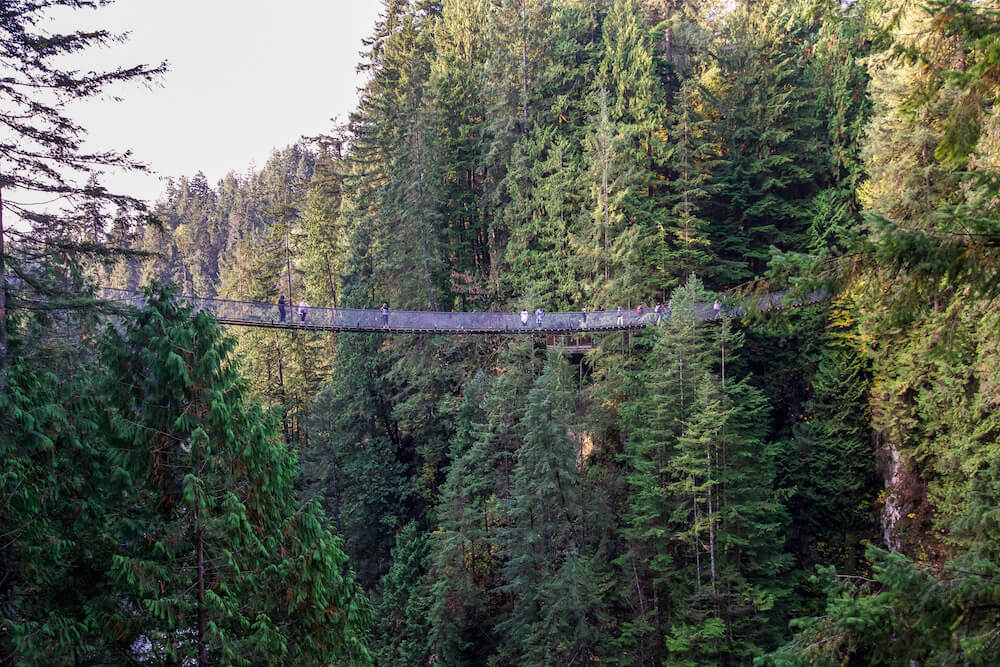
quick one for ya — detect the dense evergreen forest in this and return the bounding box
[5,0,1000,664]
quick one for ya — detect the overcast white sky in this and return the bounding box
[53,0,384,205]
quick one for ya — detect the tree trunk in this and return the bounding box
[413,128,437,312]
[422,236,437,311]
[707,443,717,596]
[196,521,207,666]
[285,223,293,305]
[275,335,289,443]
[328,414,342,533]
[520,0,529,132]
[693,495,701,592]
[603,143,611,282]
[0,186,7,398]
[328,259,337,308]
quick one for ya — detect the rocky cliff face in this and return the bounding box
[879,435,904,552]
[877,431,946,562]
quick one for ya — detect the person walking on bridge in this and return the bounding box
[521,309,529,327]
[616,306,624,326]
[535,307,544,328]
[298,299,309,324]
[381,303,389,328]
[581,307,587,329]
[277,294,286,323]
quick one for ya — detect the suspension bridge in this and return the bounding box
[91,286,816,334]
[3,277,819,334]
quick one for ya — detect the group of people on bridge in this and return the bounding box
[277,294,310,324]
[277,295,392,327]
[517,298,719,329]
[271,294,727,330]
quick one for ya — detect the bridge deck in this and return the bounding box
[214,318,643,335]
[0,282,817,334]
[98,288,735,333]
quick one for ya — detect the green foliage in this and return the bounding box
[373,522,434,666]
[1,287,371,665]
[617,275,792,664]
[656,78,719,289]
[427,341,537,665]
[99,286,371,664]
[708,2,828,286]
[0,311,108,665]
[308,331,411,590]
[762,546,1000,666]
[495,351,611,665]
[15,0,1000,664]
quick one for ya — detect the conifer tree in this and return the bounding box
[481,0,557,290]
[658,78,719,288]
[503,130,586,307]
[301,135,348,308]
[618,275,790,663]
[374,521,434,666]
[587,0,669,303]
[428,341,538,664]
[495,351,608,665]
[780,297,878,571]
[0,0,166,395]
[428,372,495,666]
[576,86,641,307]
[0,307,112,665]
[426,0,494,303]
[98,287,372,664]
[708,0,826,284]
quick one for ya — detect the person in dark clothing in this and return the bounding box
[277,294,286,323]
[581,307,587,329]
[381,303,389,328]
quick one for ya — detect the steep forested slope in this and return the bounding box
[11,0,1000,664]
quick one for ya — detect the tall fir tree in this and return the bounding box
[495,351,610,666]
[99,287,372,664]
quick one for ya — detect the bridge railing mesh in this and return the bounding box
[97,289,671,330]
[87,287,823,332]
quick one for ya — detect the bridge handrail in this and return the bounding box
[5,280,825,332]
[98,288,667,330]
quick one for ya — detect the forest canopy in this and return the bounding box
[4,0,1000,664]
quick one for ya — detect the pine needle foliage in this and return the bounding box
[99,286,371,665]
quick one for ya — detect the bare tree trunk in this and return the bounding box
[0,186,7,398]
[328,260,337,308]
[679,354,684,422]
[413,128,438,312]
[603,146,611,282]
[421,235,437,311]
[632,556,646,620]
[721,333,726,388]
[196,521,207,666]
[693,495,702,592]
[520,0,528,132]
[707,444,717,595]
[713,327,723,595]
[285,223,293,306]
[275,334,289,443]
